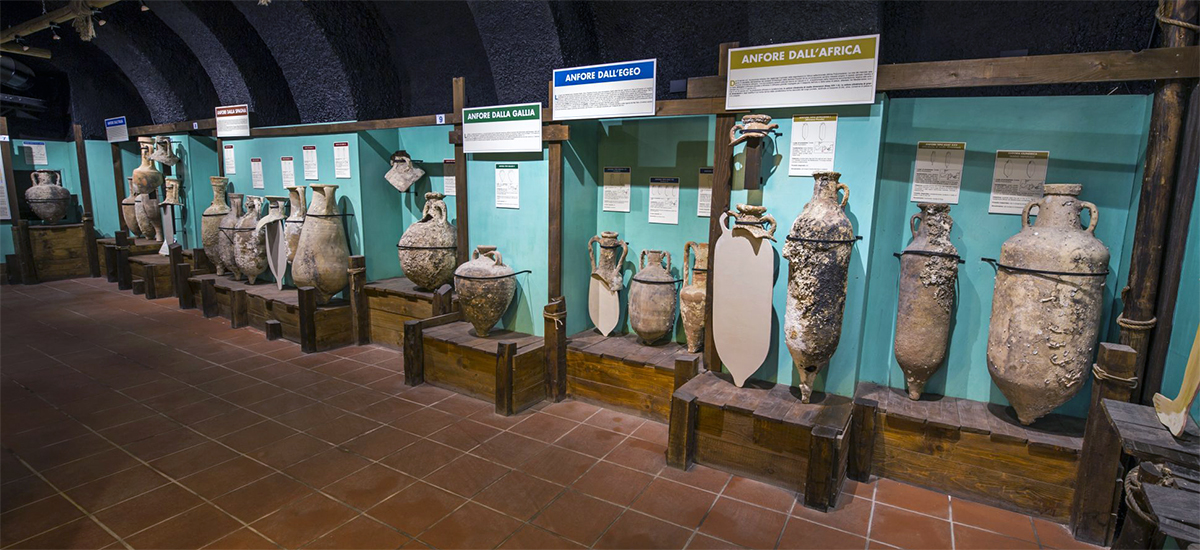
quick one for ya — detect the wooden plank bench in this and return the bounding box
[566,330,688,422]
[364,277,455,348]
[188,273,354,352]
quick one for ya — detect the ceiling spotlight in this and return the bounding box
[139,0,149,12]
[93,9,106,26]
[49,22,61,40]
[15,36,30,51]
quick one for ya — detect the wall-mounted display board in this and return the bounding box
[726,35,880,109]
[552,59,657,121]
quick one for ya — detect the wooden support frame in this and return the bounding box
[111,143,127,233]
[403,311,465,387]
[265,320,283,341]
[201,278,218,317]
[13,221,37,284]
[452,77,470,267]
[230,289,248,329]
[543,298,567,401]
[74,124,101,278]
[703,42,739,372]
[115,232,132,290]
[348,255,368,345]
[176,263,194,309]
[298,286,318,353]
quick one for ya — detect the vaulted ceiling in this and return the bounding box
[0,0,1159,140]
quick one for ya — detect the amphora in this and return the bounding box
[218,194,245,279]
[629,250,676,345]
[234,196,267,284]
[203,177,231,274]
[587,231,627,337]
[679,242,709,353]
[122,178,142,238]
[894,203,959,399]
[25,170,70,223]
[292,185,349,304]
[283,186,306,263]
[398,192,456,290]
[713,205,776,387]
[454,245,517,337]
[131,137,163,195]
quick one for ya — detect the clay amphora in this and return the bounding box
[783,172,854,402]
[398,192,457,291]
[122,178,143,238]
[25,170,70,223]
[218,194,245,279]
[629,250,676,345]
[162,177,182,206]
[713,204,777,387]
[256,196,289,289]
[894,203,959,399]
[203,177,231,275]
[135,193,161,242]
[986,184,1108,425]
[283,186,307,263]
[587,231,628,337]
[729,114,779,147]
[131,137,163,195]
[234,196,267,284]
[292,184,349,304]
[148,136,179,166]
[680,242,709,353]
[454,245,517,337]
[386,151,425,193]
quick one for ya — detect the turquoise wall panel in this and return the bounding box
[1159,171,1200,425]
[865,95,1152,417]
[358,129,403,282]
[84,140,121,239]
[165,135,218,250]
[386,125,458,283]
[562,121,601,336]
[6,140,82,257]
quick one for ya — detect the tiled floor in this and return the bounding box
[0,278,1105,550]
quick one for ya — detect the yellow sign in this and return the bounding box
[731,36,877,70]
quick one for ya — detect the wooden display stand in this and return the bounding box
[566,330,691,422]
[403,314,545,416]
[669,370,854,511]
[98,236,160,280]
[364,277,456,348]
[188,273,355,352]
[851,382,1084,521]
[17,222,95,282]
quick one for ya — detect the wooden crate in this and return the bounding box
[404,318,545,415]
[851,382,1084,521]
[669,371,854,511]
[189,274,354,352]
[364,277,454,348]
[128,254,174,299]
[25,224,91,281]
[566,331,687,422]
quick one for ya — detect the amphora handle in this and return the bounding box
[1080,201,1099,233]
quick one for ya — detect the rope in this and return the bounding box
[397,244,456,250]
[981,257,1109,277]
[543,307,567,328]
[1093,362,1139,389]
[631,276,683,285]
[893,250,965,264]
[1124,469,1159,526]
[1158,0,1200,31]
[348,268,366,276]
[1117,314,1159,331]
[786,235,862,244]
[454,269,532,280]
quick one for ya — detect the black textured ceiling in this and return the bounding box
[0,0,1161,140]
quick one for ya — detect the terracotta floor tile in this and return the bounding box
[340,366,396,386]
[595,511,693,550]
[72,403,157,431]
[0,476,56,513]
[951,498,1037,541]
[197,375,262,397]
[191,409,265,438]
[497,524,584,550]
[351,348,401,366]
[284,447,372,488]
[540,400,601,422]
[518,445,597,486]
[630,421,669,446]
[631,478,718,528]
[698,497,788,550]
[555,423,627,457]
[842,478,876,501]
[658,463,733,494]
[163,398,232,425]
[874,478,949,519]
[1032,518,1104,550]
[324,464,416,510]
[380,439,463,478]
[324,387,390,412]
[572,460,654,506]
[293,378,357,400]
[179,456,274,499]
[369,482,465,536]
[954,524,1039,550]
[778,517,867,549]
[389,407,459,437]
[722,476,796,513]
[213,474,314,523]
[467,407,533,430]
[203,527,281,549]
[368,374,410,397]
[304,515,410,549]
[470,431,549,468]
[0,494,84,547]
[245,392,317,417]
[219,420,298,453]
[124,427,209,461]
[342,426,419,460]
[510,412,579,443]
[306,415,381,445]
[251,494,359,549]
[424,453,510,497]
[272,370,330,392]
[40,447,140,489]
[357,398,424,424]
[92,483,204,538]
[125,504,241,550]
[7,517,119,550]
[427,419,501,451]
[222,383,288,408]
[532,489,623,546]
[791,487,873,536]
[245,433,333,469]
[65,464,168,511]
[289,352,339,370]
[97,414,179,445]
[585,409,647,435]
[430,394,490,417]
[474,470,565,520]
[421,502,523,550]
[605,437,667,474]
[274,402,348,431]
[869,503,953,550]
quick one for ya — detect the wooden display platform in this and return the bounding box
[21,223,94,282]
[851,382,1085,521]
[404,315,545,415]
[566,331,690,422]
[364,277,455,348]
[188,273,353,352]
[97,236,160,276]
[668,370,854,511]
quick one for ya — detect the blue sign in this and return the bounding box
[105,117,126,127]
[552,59,657,121]
[554,60,656,88]
[104,116,128,142]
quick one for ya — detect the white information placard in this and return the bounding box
[648,177,679,225]
[989,150,1049,215]
[698,167,714,217]
[726,35,879,110]
[333,142,351,179]
[602,167,631,212]
[910,141,966,204]
[495,164,520,209]
[215,104,251,137]
[223,144,237,175]
[443,159,456,196]
[251,158,264,189]
[280,156,295,187]
[552,59,656,121]
[105,116,128,143]
[463,103,542,153]
[0,151,9,220]
[788,114,838,176]
[302,146,318,180]
[22,141,48,165]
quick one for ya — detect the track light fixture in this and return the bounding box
[14,36,30,51]
[49,22,62,40]
[93,8,106,26]
[139,0,149,12]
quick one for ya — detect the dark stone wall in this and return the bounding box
[1,0,1170,139]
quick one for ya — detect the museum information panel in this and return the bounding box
[552,59,657,121]
[463,103,543,154]
[727,35,879,109]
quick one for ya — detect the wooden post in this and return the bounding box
[104,243,118,282]
[176,264,194,309]
[742,139,763,190]
[543,298,567,402]
[348,255,369,345]
[143,264,158,299]
[547,80,565,299]
[192,248,211,273]
[230,289,248,328]
[111,143,127,232]
[75,125,101,278]
[115,232,132,290]
[0,118,18,228]
[674,354,701,391]
[82,216,100,277]
[805,424,841,511]
[1111,462,1168,550]
[404,320,425,386]
[1120,0,1198,401]
[216,138,225,178]
[452,77,470,266]
[849,385,880,482]
[703,42,739,372]
[1071,342,1140,545]
[667,389,698,470]
[432,283,453,315]
[298,286,318,353]
[495,341,517,416]
[167,243,183,297]
[265,320,283,341]
[14,220,37,284]
[201,278,218,317]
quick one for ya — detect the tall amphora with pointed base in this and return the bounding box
[292,184,350,304]
[713,205,776,387]
[203,177,230,274]
[894,203,958,399]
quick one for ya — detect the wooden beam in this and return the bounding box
[348,255,369,345]
[703,42,738,374]
[1,117,21,224]
[110,143,126,232]
[125,113,448,139]
[73,125,93,217]
[0,43,51,59]
[452,77,469,267]
[0,0,120,44]
[128,119,215,138]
